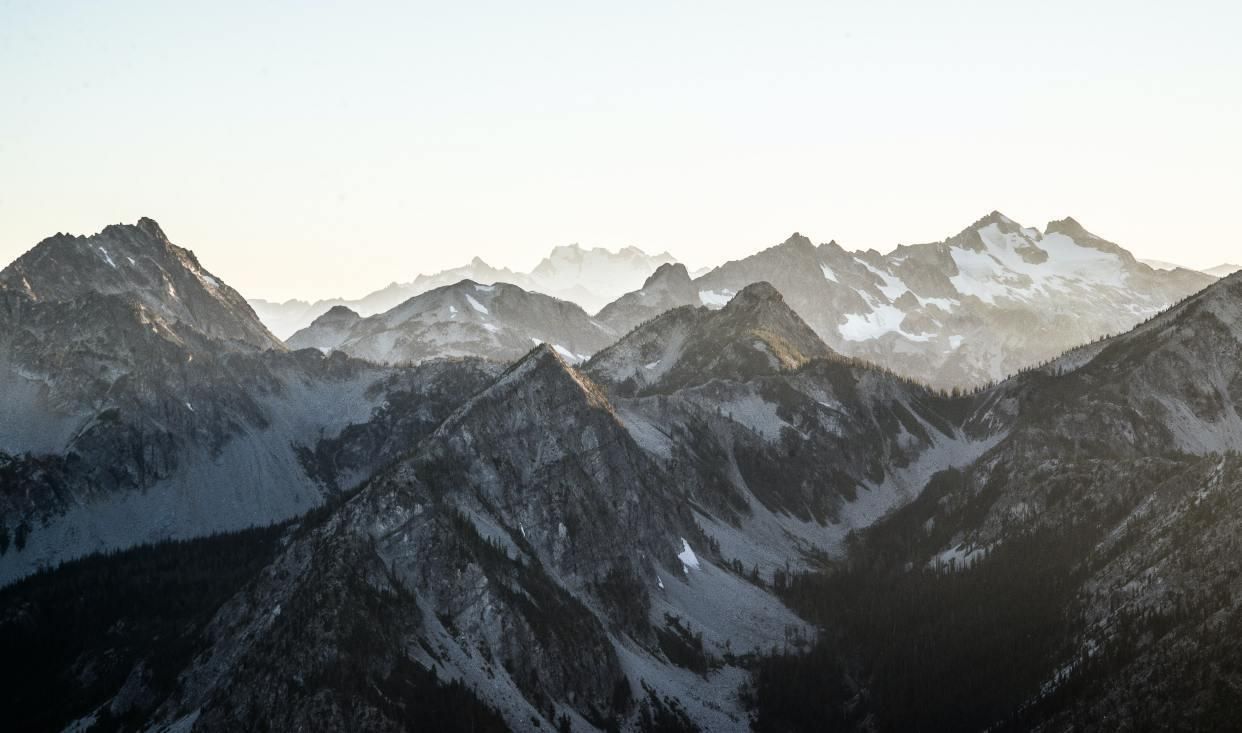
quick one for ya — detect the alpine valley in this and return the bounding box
[3,217,1241,733]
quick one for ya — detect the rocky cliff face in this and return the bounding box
[145,345,804,731]
[1,218,281,351]
[0,222,494,585]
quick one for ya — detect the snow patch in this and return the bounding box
[860,261,910,301]
[839,303,933,342]
[678,538,700,572]
[698,289,733,308]
[464,293,489,314]
[552,344,586,364]
[949,223,1128,305]
[932,543,988,570]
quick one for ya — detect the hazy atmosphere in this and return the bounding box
[2,0,1239,301]
[7,3,1242,731]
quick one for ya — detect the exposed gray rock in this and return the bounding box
[0,222,495,585]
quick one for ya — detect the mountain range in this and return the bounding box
[287,280,617,365]
[0,220,501,585]
[250,244,678,339]
[272,212,1217,390]
[649,212,1214,388]
[2,217,1241,731]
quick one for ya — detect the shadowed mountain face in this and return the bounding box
[132,289,993,732]
[0,221,501,584]
[140,346,769,731]
[288,279,618,365]
[927,271,1242,547]
[745,273,1242,731]
[1,218,281,351]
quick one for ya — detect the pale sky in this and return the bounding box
[2,1,1239,301]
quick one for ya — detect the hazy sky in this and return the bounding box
[2,1,1239,301]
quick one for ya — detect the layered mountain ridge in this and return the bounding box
[288,280,618,365]
[255,211,1212,391]
[2,217,1241,732]
[252,244,677,338]
[679,212,1216,388]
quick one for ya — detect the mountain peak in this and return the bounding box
[547,243,585,258]
[943,210,1023,252]
[1044,216,1093,239]
[780,232,815,250]
[973,210,1019,230]
[484,341,614,413]
[523,340,562,363]
[136,216,169,242]
[1044,217,1135,259]
[0,219,281,351]
[642,261,691,289]
[588,279,832,394]
[317,305,361,323]
[97,218,170,250]
[724,280,784,309]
